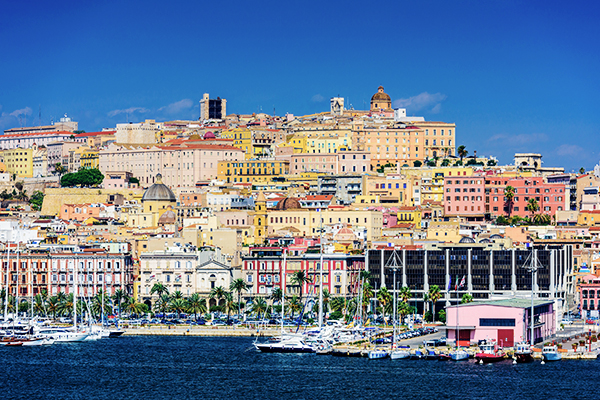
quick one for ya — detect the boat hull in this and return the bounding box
[368,350,389,360]
[543,353,562,362]
[515,353,534,363]
[255,343,315,353]
[475,353,506,363]
[450,352,470,361]
[390,350,410,360]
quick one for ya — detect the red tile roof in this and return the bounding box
[0,130,74,139]
[74,131,115,137]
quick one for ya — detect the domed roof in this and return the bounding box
[158,209,177,225]
[459,236,476,243]
[142,174,177,202]
[371,86,391,102]
[204,131,216,139]
[275,197,301,210]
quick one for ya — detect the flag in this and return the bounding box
[455,276,459,291]
[458,275,466,289]
[447,277,452,291]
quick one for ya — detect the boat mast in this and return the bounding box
[101,266,105,325]
[73,259,77,329]
[4,243,10,321]
[280,249,287,335]
[318,208,324,329]
[392,254,397,350]
[15,241,19,321]
[456,277,459,349]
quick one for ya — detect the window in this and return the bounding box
[479,318,515,327]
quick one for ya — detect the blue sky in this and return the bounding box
[1,0,599,171]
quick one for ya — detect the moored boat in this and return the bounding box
[514,342,534,363]
[390,345,410,360]
[475,341,506,363]
[449,348,469,361]
[542,344,562,362]
[368,349,389,359]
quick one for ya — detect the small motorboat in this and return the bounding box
[409,349,425,360]
[542,345,562,362]
[475,341,506,364]
[5,341,23,347]
[390,346,410,360]
[514,342,534,363]
[450,348,470,361]
[424,348,438,360]
[368,349,389,360]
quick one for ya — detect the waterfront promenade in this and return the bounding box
[124,324,282,337]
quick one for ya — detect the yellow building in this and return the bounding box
[221,126,286,159]
[253,192,267,243]
[362,175,415,206]
[401,166,475,203]
[2,148,33,177]
[80,149,99,169]
[127,174,177,227]
[217,159,289,183]
[578,210,600,227]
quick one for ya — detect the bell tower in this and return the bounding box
[253,191,267,243]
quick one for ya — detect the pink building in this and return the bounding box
[99,141,244,188]
[580,274,600,318]
[289,151,371,175]
[60,203,112,222]
[485,175,567,218]
[443,174,485,220]
[446,299,556,347]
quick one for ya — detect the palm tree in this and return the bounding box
[504,186,515,217]
[579,167,586,174]
[287,295,302,320]
[112,289,126,319]
[428,285,442,322]
[123,297,148,317]
[330,296,346,316]
[526,198,539,219]
[33,294,46,317]
[46,296,60,320]
[209,286,227,311]
[150,282,169,298]
[251,297,268,317]
[399,286,412,305]
[362,281,374,320]
[290,270,311,301]
[57,293,74,317]
[154,293,171,317]
[376,286,392,325]
[91,290,111,320]
[461,293,474,304]
[457,145,468,163]
[223,292,235,321]
[230,278,249,319]
[398,301,411,325]
[186,293,207,320]
[169,298,187,319]
[171,290,183,300]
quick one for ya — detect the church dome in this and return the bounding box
[371,86,391,102]
[142,174,177,202]
[158,209,177,225]
[204,131,216,139]
[275,197,302,210]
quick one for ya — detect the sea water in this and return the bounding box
[1,336,595,399]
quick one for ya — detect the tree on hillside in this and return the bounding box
[526,198,539,219]
[457,145,468,163]
[504,186,515,217]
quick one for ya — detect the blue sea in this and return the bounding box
[1,336,595,399]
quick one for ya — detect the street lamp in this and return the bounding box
[524,247,541,346]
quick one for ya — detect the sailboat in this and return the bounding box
[449,276,469,361]
[388,251,408,360]
[254,249,315,353]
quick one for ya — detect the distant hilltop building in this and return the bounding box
[370,86,392,111]
[115,119,162,144]
[200,93,226,121]
[3,113,78,135]
[330,97,344,116]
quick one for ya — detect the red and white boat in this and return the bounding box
[475,341,506,363]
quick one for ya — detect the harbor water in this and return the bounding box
[2,336,596,399]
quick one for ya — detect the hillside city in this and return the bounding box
[1,86,597,331]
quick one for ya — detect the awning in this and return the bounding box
[445,326,476,330]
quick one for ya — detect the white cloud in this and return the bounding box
[158,99,194,115]
[107,107,149,118]
[555,144,585,157]
[488,133,549,146]
[393,92,447,113]
[311,94,325,103]
[9,107,32,117]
